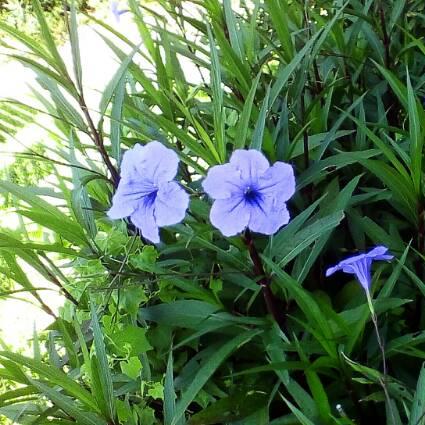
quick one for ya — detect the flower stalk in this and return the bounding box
[365,290,395,425]
[244,230,286,330]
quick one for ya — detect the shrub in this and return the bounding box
[1,0,425,424]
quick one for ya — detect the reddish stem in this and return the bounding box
[243,230,286,330]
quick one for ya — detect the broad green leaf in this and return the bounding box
[111,325,152,356]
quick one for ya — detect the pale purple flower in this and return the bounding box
[107,142,189,243]
[326,246,394,292]
[202,149,295,237]
[110,0,128,23]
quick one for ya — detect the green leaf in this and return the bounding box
[273,211,345,266]
[112,325,152,356]
[31,0,70,79]
[188,389,268,425]
[90,304,116,422]
[0,21,50,61]
[294,176,360,283]
[265,0,294,62]
[69,131,97,240]
[250,85,270,150]
[164,349,180,425]
[100,45,138,116]
[68,0,83,90]
[121,356,142,380]
[140,300,221,328]
[110,75,126,164]
[29,379,107,425]
[234,72,261,149]
[0,352,98,412]
[360,159,416,223]
[223,0,244,60]
[269,30,321,107]
[280,395,316,425]
[171,330,262,425]
[406,69,424,195]
[207,24,225,161]
[263,263,337,358]
[0,180,88,246]
[297,150,380,189]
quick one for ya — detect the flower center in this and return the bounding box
[244,186,260,205]
[144,190,158,206]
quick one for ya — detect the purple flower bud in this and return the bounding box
[325,246,394,292]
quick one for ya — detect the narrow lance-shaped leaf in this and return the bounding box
[31,0,72,83]
[223,0,244,60]
[68,0,83,90]
[171,331,261,425]
[207,24,226,162]
[406,69,424,195]
[110,75,126,164]
[250,85,270,150]
[29,379,107,425]
[234,71,261,149]
[90,303,116,422]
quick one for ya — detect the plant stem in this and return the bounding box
[366,290,395,425]
[62,2,119,187]
[78,95,120,187]
[243,230,286,330]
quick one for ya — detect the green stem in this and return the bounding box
[365,290,395,424]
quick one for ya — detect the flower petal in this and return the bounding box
[343,259,372,292]
[337,253,366,267]
[141,141,179,185]
[155,181,189,227]
[366,245,393,261]
[130,197,160,243]
[229,149,269,185]
[247,196,290,235]
[120,142,179,185]
[120,144,146,180]
[209,196,250,237]
[325,265,341,277]
[258,161,295,202]
[202,163,243,199]
[107,179,155,219]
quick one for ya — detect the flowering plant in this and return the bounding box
[1,1,423,425]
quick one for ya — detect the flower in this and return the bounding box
[202,149,295,237]
[110,0,128,23]
[107,142,189,243]
[325,246,394,292]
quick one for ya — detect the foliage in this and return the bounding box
[0,0,104,41]
[1,0,425,424]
